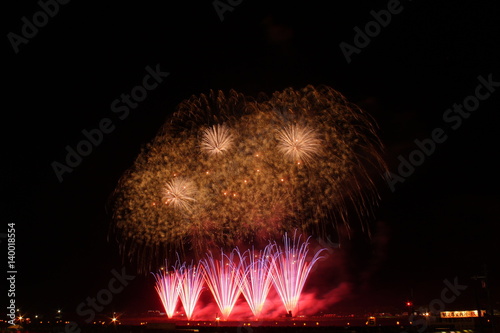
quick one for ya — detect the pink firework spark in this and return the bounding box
[269,231,325,316]
[238,245,276,320]
[152,260,181,318]
[200,249,244,320]
[176,260,205,320]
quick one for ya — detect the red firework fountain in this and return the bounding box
[152,232,325,320]
[200,249,244,320]
[269,231,325,316]
[176,260,205,320]
[152,260,180,319]
[238,245,275,320]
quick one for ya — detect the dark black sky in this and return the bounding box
[4,0,500,319]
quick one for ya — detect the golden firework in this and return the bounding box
[110,85,387,272]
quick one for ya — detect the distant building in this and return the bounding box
[435,310,496,331]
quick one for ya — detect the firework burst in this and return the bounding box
[162,177,196,211]
[201,123,233,156]
[111,85,387,272]
[277,124,321,164]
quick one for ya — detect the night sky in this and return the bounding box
[4,0,500,319]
